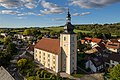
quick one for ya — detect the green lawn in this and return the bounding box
[46,27,63,32]
[40,29,50,33]
[41,27,91,33]
[74,29,91,33]
[72,74,84,78]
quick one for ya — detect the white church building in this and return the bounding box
[34,10,77,74]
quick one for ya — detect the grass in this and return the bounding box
[40,29,50,33]
[74,29,91,33]
[46,27,63,32]
[72,74,84,78]
[40,27,91,33]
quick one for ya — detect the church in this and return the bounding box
[34,10,77,74]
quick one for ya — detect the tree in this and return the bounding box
[37,34,43,40]
[27,76,35,80]
[110,64,120,80]
[4,36,11,45]
[31,29,41,36]
[6,42,17,55]
[40,70,44,78]
[23,29,32,35]
[50,31,56,36]
[17,58,27,69]
[77,32,83,39]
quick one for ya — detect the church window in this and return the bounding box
[39,55,41,58]
[72,37,74,41]
[43,53,45,56]
[64,37,66,41]
[48,54,50,57]
[36,54,37,57]
[48,63,50,67]
[72,50,74,53]
[39,51,41,54]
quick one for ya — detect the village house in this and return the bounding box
[0,33,8,37]
[85,46,102,55]
[102,53,120,68]
[26,44,35,55]
[34,10,77,74]
[85,56,104,72]
[90,38,102,48]
[106,41,120,53]
[14,34,33,41]
[0,66,15,80]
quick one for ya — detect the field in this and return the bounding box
[40,27,91,33]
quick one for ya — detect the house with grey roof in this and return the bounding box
[0,66,15,80]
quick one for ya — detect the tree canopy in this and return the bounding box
[4,36,11,45]
[6,42,18,55]
[17,58,27,68]
[110,64,120,80]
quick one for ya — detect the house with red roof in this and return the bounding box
[106,41,120,53]
[90,38,102,47]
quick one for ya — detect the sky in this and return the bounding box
[0,0,120,28]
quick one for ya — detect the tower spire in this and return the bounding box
[63,8,74,34]
[66,8,71,23]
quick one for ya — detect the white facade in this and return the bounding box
[60,34,77,74]
[90,42,99,48]
[34,48,61,73]
[106,47,119,53]
[0,33,7,37]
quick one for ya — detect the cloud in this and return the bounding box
[40,0,66,14]
[0,0,22,9]
[17,12,44,17]
[36,14,44,16]
[0,0,39,9]
[24,0,39,9]
[51,18,64,21]
[0,10,19,15]
[73,12,91,16]
[25,12,36,15]
[17,13,25,16]
[73,13,79,16]
[24,2,37,9]
[80,12,91,16]
[70,0,120,8]
[17,17,26,19]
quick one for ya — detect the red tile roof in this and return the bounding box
[35,38,60,55]
[85,37,91,41]
[106,42,120,49]
[91,38,102,43]
[81,40,85,44]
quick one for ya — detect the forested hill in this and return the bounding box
[74,23,120,35]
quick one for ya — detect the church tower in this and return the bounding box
[60,9,77,74]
